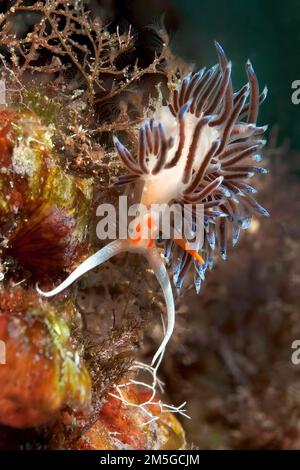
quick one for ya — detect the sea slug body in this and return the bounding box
[38,42,269,365]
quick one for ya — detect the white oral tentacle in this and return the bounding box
[146,249,175,367]
[36,239,175,369]
[36,239,131,297]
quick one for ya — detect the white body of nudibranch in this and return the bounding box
[140,105,219,206]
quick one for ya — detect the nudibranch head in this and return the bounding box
[114,41,269,292]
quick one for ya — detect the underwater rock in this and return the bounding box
[0,108,92,280]
[0,285,91,428]
[71,383,186,450]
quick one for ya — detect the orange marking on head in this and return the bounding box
[147,239,155,248]
[174,238,204,264]
[132,236,142,244]
[131,222,141,243]
[131,214,157,247]
[147,214,154,229]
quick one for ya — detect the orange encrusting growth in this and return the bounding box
[0,286,91,429]
[70,383,186,450]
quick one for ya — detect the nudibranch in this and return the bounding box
[38,42,269,366]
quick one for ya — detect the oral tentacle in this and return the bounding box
[36,237,175,369]
[36,239,132,297]
[147,249,175,367]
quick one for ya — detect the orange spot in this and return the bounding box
[132,236,142,244]
[147,215,154,229]
[131,222,141,243]
[174,238,204,264]
[131,214,157,248]
[147,239,155,248]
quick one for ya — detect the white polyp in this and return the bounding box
[36,239,132,297]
